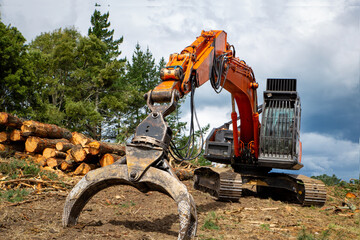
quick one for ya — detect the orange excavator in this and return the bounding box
[62,30,326,239]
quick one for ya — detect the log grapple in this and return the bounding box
[62,91,197,240]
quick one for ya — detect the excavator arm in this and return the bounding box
[148,30,260,158]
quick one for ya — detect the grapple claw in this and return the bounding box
[62,159,197,240]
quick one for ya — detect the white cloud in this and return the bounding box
[301,132,360,180]
[182,104,232,133]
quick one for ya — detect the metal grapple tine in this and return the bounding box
[62,160,197,240]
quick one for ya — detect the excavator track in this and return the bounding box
[194,167,242,201]
[218,171,243,200]
[194,168,326,206]
[295,175,327,206]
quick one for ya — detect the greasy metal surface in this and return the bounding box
[193,167,242,201]
[125,145,163,181]
[146,89,179,117]
[63,160,197,240]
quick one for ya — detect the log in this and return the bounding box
[14,151,33,159]
[10,129,25,141]
[25,136,69,153]
[56,142,74,152]
[0,112,24,129]
[99,153,122,167]
[0,142,25,152]
[34,154,47,167]
[73,163,95,175]
[69,145,88,162]
[21,120,72,139]
[172,168,194,181]
[46,157,63,168]
[71,132,93,147]
[42,148,67,159]
[0,143,6,152]
[60,160,75,171]
[88,141,125,156]
[0,132,9,143]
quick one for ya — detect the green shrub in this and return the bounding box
[0,158,40,178]
[311,174,341,186]
[201,211,220,230]
[0,188,29,203]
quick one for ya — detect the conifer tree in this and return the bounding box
[117,44,160,141]
[88,9,123,61]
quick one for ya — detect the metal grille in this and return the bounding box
[260,99,295,159]
[266,78,297,92]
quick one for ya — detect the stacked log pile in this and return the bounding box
[0,112,125,175]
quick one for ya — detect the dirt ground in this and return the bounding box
[0,176,359,240]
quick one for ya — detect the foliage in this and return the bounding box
[0,189,29,203]
[29,24,127,139]
[0,158,40,179]
[88,9,124,61]
[28,27,80,125]
[40,170,59,181]
[311,174,342,186]
[0,158,61,203]
[260,223,270,231]
[1,10,191,145]
[117,44,161,142]
[0,20,40,117]
[201,211,220,230]
[297,226,331,240]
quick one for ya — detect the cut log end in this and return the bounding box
[74,163,95,175]
[0,112,23,129]
[70,145,88,162]
[10,129,24,141]
[0,132,9,143]
[46,157,63,168]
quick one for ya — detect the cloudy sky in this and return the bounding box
[1,0,359,181]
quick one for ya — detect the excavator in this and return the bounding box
[62,30,326,239]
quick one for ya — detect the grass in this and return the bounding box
[201,211,220,230]
[0,158,60,203]
[40,170,59,181]
[0,158,40,178]
[0,188,29,203]
[297,226,332,240]
[120,200,136,208]
[260,223,270,231]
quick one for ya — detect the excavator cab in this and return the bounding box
[258,78,302,170]
[204,78,302,170]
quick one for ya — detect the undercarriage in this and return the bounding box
[194,167,326,206]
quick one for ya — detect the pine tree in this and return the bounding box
[88,9,123,61]
[117,44,160,141]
